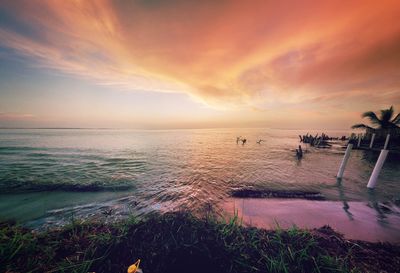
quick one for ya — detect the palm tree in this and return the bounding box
[352,106,400,130]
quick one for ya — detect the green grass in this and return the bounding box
[1,212,399,273]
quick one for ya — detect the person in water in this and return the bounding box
[296,145,303,159]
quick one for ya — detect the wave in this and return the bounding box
[0,146,44,151]
[0,181,133,193]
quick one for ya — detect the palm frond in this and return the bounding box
[361,111,380,125]
[391,112,400,124]
[355,106,399,129]
[380,106,394,123]
[351,123,372,129]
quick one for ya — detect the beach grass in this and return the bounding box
[1,211,399,273]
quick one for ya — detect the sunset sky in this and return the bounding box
[0,0,399,129]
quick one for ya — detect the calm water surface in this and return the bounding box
[0,129,399,228]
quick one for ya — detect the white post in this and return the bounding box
[369,133,376,149]
[357,134,362,148]
[337,144,353,179]
[367,149,389,189]
[383,134,390,150]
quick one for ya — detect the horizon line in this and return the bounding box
[0,126,353,131]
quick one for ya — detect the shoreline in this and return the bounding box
[2,211,400,273]
[1,189,400,237]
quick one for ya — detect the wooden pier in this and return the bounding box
[347,134,400,155]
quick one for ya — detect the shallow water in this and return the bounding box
[223,198,400,242]
[0,128,399,229]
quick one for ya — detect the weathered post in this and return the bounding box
[383,134,390,150]
[337,144,353,179]
[369,133,376,149]
[357,134,362,148]
[367,149,389,189]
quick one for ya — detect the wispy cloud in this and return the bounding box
[0,0,399,113]
[0,112,34,120]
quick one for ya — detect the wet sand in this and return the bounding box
[223,198,400,243]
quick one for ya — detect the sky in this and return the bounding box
[0,0,399,129]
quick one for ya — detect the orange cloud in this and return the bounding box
[0,0,399,112]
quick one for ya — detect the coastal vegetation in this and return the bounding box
[351,106,400,131]
[351,106,400,149]
[1,212,399,273]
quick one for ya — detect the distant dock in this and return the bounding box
[346,133,400,155]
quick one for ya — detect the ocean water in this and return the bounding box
[0,128,399,228]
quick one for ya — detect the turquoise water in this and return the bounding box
[0,128,399,227]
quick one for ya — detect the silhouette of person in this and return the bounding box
[296,145,303,159]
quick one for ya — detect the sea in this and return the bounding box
[0,128,399,230]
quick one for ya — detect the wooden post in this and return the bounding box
[369,133,376,149]
[337,144,353,179]
[357,134,362,148]
[367,149,389,189]
[383,134,390,150]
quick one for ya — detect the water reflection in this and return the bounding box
[367,189,388,224]
[361,150,380,164]
[336,178,353,220]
